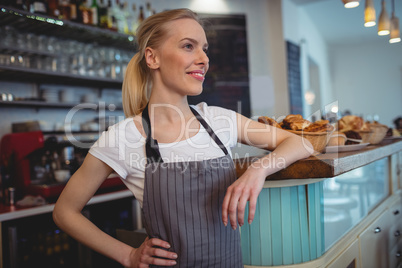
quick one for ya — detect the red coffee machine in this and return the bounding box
[0,131,124,200]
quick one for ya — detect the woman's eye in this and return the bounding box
[184,44,193,50]
[203,48,209,54]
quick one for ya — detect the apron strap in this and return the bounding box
[142,103,163,164]
[190,106,229,155]
[142,104,229,164]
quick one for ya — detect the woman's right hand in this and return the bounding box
[128,237,178,267]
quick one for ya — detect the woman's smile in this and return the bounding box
[187,70,205,82]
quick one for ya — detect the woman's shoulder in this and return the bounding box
[101,116,143,141]
[191,102,237,119]
[191,102,237,131]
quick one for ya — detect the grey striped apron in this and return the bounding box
[141,104,243,268]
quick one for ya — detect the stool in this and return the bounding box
[335,176,370,217]
[324,195,358,229]
[324,208,352,248]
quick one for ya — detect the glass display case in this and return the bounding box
[323,157,389,249]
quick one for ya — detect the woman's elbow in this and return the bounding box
[53,201,68,230]
[300,137,314,157]
[52,204,62,228]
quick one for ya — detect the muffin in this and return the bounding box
[327,131,347,146]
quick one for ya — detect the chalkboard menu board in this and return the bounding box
[286,41,303,115]
[188,14,251,117]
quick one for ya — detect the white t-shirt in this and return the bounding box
[89,102,238,206]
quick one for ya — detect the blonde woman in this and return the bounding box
[53,8,313,268]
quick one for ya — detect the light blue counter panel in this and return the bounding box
[241,181,324,266]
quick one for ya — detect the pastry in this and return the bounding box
[304,120,334,132]
[327,131,347,146]
[338,115,364,131]
[343,130,362,145]
[258,116,282,128]
[281,114,311,131]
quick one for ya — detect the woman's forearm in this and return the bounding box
[249,135,313,178]
[53,200,134,267]
[53,154,135,267]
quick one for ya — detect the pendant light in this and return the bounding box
[364,0,376,27]
[378,0,390,35]
[342,0,360,8]
[389,0,401,43]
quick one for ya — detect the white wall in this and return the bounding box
[330,42,402,127]
[282,0,402,127]
[282,0,335,120]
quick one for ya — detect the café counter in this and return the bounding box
[0,139,401,268]
[235,138,402,268]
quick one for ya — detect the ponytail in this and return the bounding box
[122,53,149,117]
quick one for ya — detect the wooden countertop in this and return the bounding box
[235,138,402,180]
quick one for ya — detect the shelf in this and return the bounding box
[0,5,137,51]
[0,45,54,57]
[0,100,123,110]
[0,64,123,88]
[0,189,133,222]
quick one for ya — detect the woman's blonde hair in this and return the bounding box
[122,8,203,117]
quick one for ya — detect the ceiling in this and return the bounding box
[290,0,402,45]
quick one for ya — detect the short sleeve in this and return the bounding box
[89,126,129,179]
[193,102,238,149]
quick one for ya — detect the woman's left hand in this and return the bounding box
[221,166,266,230]
[222,113,313,229]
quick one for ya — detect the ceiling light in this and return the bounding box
[342,0,360,8]
[389,0,401,43]
[364,0,376,27]
[378,0,390,35]
[304,91,316,105]
[389,15,401,43]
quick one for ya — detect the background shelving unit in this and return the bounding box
[0,5,137,88]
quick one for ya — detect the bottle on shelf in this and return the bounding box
[44,231,55,268]
[79,0,91,25]
[23,0,31,11]
[122,1,132,34]
[106,0,117,31]
[114,0,125,33]
[30,0,48,15]
[138,5,145,25]
[12,0,25,10]
[58,0,71,20]
[98,0,108,28]
[131,3,139,35]
[48,0,61,18]
[145,2,152,19]
[89,0,99,26]
[69,0,80,22]
[0,151,16,205]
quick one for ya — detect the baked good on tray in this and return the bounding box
[343,130,362,145]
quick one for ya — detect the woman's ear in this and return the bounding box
[145,47,159,69]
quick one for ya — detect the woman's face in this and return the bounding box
[150,18,209,97]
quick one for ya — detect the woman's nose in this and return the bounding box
[197,50,209,66]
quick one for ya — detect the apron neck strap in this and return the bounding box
[189,106,229,156]
[142,104,229,164]
[142,103,163,164]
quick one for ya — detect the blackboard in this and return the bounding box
[188,14,251,117]
[286,41,303,115]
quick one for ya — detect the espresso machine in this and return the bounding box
[0,131,124,200]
